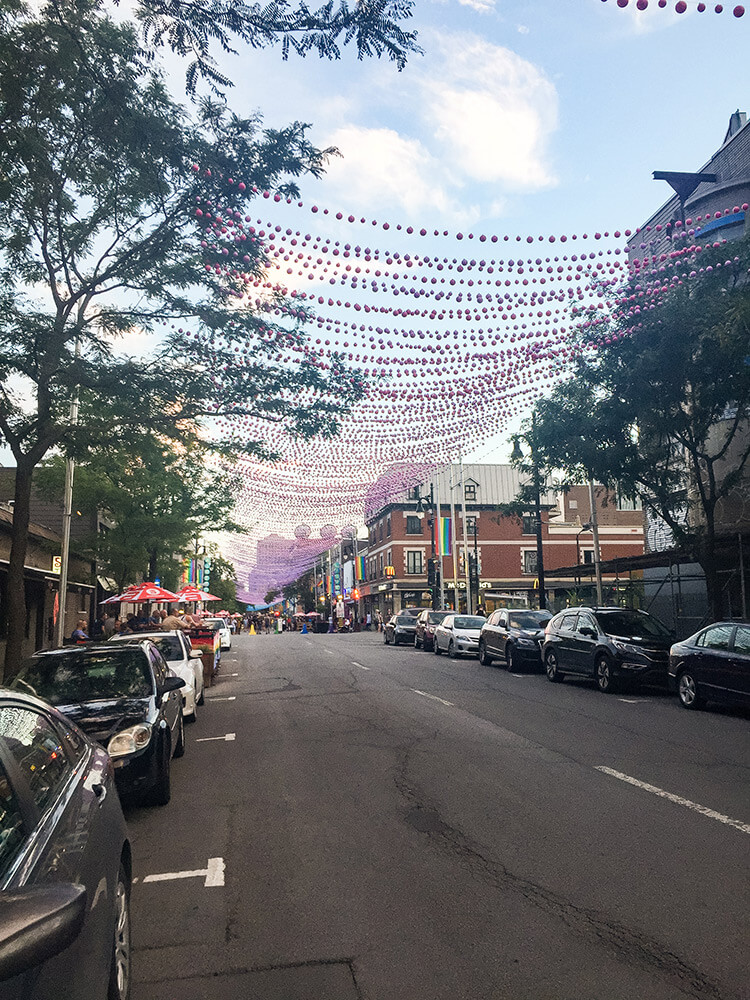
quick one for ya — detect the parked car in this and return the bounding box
[11,642,185,806]
[668,620,750,710]
[543,607,672,692]
[109,630,204,722]
[384,614,418,645]
[0,689,132,999]
[202,617,232,650]
[433,614,486,658]
[415,610,451,650]
[479,608,552,670]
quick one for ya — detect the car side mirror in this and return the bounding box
[160,676,185,696]
[189,649,202,659]
[0,884,86,981]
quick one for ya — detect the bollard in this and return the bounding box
[301,622,308,634]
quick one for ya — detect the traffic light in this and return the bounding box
[427,557,437,586]
[352,588,360,600]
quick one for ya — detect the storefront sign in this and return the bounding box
[52,556,61,574]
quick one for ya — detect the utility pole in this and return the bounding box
[55,338,81,648]
[588,479,604,605]
[449,466,459,612]
[435,475,445,609]
[458,455,472,614]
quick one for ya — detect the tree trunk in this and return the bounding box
[3,462,34,682]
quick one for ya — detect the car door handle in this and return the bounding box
[92,782,107,803]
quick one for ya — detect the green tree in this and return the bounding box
[528,239,750,619]
[36,439,242,587]
[204,552,238,608]
[0,0,365,674]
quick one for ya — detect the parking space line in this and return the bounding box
[619,698,649,704]
[412,689,454,707]
[196,733,236,742]
[142,857,226,887]
[595,766,750,836]
[207,695,236,702]
[351,661,370,670]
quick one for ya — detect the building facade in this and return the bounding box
[356,465,645,619]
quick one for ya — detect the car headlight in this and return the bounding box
[108,723,153,758]
[455,633,469,641]
[516,637,536,646]
[611,640,640,656]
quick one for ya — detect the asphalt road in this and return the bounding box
[125,630,750,1000]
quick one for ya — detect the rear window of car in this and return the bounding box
[427,612,449,624]
[13,649,153,705]
[734,625,750,655]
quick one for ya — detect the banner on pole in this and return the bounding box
[438,517,452,556]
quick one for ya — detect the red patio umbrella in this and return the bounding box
[101,582,180,604]
[175,586,220,602]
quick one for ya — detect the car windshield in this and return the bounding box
[12,649,153,705]
[596,610,671,640]
[454,616,486,629]
[428,612,449,624]
[508,612,552,630]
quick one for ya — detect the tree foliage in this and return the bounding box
[527,237,750,617]
[36,439,242,588]
[0,0,366,673]
[135,0,421,93]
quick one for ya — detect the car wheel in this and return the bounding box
[449,641,458,659]
[595,656,617,694]
[174,708,186,757]
[678,670,705,709]
[434,640,442,655]
[147,735,171,806]
[414,636,421,649]
[545,650,564,683]
[478,641,493,667]
[197,681,205,707]
[107,862,131,1000]
[507,645,520,672]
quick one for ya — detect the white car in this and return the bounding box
[433,614,486,658]
[110,630,205,721]
[202,617,232,650]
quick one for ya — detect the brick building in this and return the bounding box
[356,465,644,619]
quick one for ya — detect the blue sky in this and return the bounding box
[179,0,750,590]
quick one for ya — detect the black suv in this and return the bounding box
[478,608,551,671]
[542,607,672,692]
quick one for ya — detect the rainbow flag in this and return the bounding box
[438,516,452,556]
[355,555,366,581]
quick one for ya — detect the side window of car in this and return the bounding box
[0,757,27,879]
[701,624,735,651]
[733,626,750,655]
[52,716,87,765]
[560,613,578,632]
[577,613,597,634]
[148,647,167,686]
[497,614,508,628]
[0,707,72,815]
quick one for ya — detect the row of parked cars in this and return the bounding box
[383,606,750,712]
[0,618,235,999]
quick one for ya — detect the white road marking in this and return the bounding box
[142,857,226,887]
[324,648,336,655]
[196,733,236,743]
[412,689,454,707]
[618,698,648,704]
[510,674,529,678]
[596,767,750,836]
[351,661,370,670]
[230,672,239,676]
[207,695,236,702]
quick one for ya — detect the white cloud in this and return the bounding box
[517,24,530,34]
[457,0,496,12]
[320,125,472,221]
[422,35,558,190]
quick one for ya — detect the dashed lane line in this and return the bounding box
[206,695,236,702]
[142,857,225,887]
[596,766,750,836]
[351,661,371,670]
[196,733,236,743]
[412,689,454,708]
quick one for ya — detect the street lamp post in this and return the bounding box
[415,484,436,608]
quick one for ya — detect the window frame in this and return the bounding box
[405,550,424,575]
